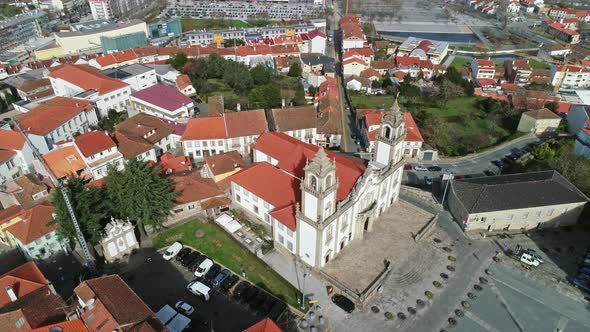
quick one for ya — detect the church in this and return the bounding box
[229,100,407,267]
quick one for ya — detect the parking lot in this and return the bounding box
[121,248,287,332]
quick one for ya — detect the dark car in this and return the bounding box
[188,255,206,272]
[250,293,267,310]
[258,298,275,316]
[268,301,287,320]
[176,248,191,262]
[491,160,504,168]
[233,281,250,300]
[351,133,357,139]
[505,154,517,161]
[221,275,239,292]
[212,269,231,287]
[502,157,514,165]
[332,294,355,313]
[182,252,200,267]
[427,166,442,172]
[204,264,221,280]
[483,170,495,176]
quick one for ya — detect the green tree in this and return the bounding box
[206,54,226,79]
[223,38,245,47]
[532,143,556,160]
[288,63,303,77]
[292,81,306,106]
[437,78,465,106]
[183,58,209,81]
[249,84,281,109]
[168,52,188,71]
[50,176,109,245]
[223,62,252,94]
[104,160,176,240]
[250,64,272,85]
[308,85,318,98]
[98,109,127,132]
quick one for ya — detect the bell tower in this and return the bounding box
[374,96,406,166]
[300,148,338,223]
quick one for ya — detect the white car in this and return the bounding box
[163,242,183,260]
[187,281,211,301]
[520,253,540,267]
[175,301,194,316]
[194,258,213,277]
[413,165,428,172]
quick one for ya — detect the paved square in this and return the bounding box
[323,200,449,292]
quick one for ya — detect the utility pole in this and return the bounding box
[12,119,96,274]
[441,172,454,207]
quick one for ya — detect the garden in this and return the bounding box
[154,220,303,308]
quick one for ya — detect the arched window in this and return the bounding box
[326,174,333,188]
[384,125,392,139]
[310,175,318,191]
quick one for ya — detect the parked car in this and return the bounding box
[189,255,207,272]
[175,301,194,316]
[251,293,267,310]
[221,275,239,292]
[204,264,221,280]
[404,164,412,170]
[268,301,287,320]
[258,298,275,316]
[525,249,544,264]
[491,160,505,168]
[175,248,191,262]
[331,294,355,313]
[413,165,428,171]
[483,170,495,176]
[424,177,432,185]
[501,157,513,165]
[520,253,540,267]
[194,259,214,277]
[212,269,231,287]
[163,242,183,260]
[427,166,442,172]
[182,251,199,267]
[187,280,211,301]
[233,281,250,300]
[243,285,259,303]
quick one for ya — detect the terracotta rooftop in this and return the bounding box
[243,318,283,332]
[181,110,267,141]
[1,174,50,209]
[74,131,117,157]
[31,319,89,332]
[171,173,224,204]
[403,112,424,142]
[158,152,192,175]
[42,146,88,180]
[17,97,94,136]
[204,151,245,177]
[0,150,16,164]
[0,130,25,151]
[4,203,57,245]
[271,106,317,132]
[48,65,128,95]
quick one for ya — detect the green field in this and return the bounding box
[349,93,394,109]
[154,220,302,308]
[180,17,296,32]
[423,97,481,117]
[528,59,550,70]
[449,58,471,70]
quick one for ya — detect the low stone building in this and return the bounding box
[517,108,562,135]
[100,217,139,263]
[447,171,588,233]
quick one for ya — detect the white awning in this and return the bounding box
[215,214,243,234]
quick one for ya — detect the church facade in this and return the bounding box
[229,100,407,267]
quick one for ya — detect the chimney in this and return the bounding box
[281,99,286,108]
[5,286,17,302]
[236,103,241,112]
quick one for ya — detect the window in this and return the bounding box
[188,204,195,210]
[481,217,487,222]
[252,196,258,203]
[278,234,284,244]
[236,194,241,203]
[341,219,348,232]
[277,222,284,231]
[195,151,202,156]
[325,225,334,245]
[186,142,193,148]
[263,201,269,208]
[254,206,259,214]
[286,228,293,237]
[45,234,51,240]
[203,141,208,147]
[264,213,270,223]
[234,185,241,192]
[218,140,223,146]
[286,241,293,251]
[309,175,318,190]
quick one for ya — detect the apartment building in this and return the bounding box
[471,58,496,80]
[550,64,590,90]
[0,10,49,52]
[168,0,324,20]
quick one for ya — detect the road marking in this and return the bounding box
[464,311,502,332]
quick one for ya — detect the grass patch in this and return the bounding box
[154,220,302,308]
[528,59,550,70]
[349,93,393,109]
[423,97,480,117]
[449,58,471,70]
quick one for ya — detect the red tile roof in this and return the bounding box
[131,84,193,112]
[307,28,326,39]
[74,131,116,157]
[181,110,267,140]
[556,101,572,114]
[43,146,88,180]
[254,132,366,202]
[343,57,366,66]
[18,97,94,136]
[31,319,89,332]
[171,173,223,204]
[0,262,48,308]
[48,65,128,95]
[181,117,226,140]
[395,56,421,67]
[243,318,283,332]
[0,130,25,151]
[158,152,192,175]
[403,113,424,142]
[175,74,192,91]
[4,203,57,245]
[360,68,381,79]
[0,150,16,163]
[477,59,495,68]
[343,48,374,59]
[477,78,497,86]
[205,151,245,176]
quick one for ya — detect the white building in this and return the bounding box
[471,58,496,80]
[306,28,327,55]
[73,131,124,180]
[397,37,449,65]
[114,113,176,161]
[229,100,406,268]
[517,108,562,134]
[181,110,268,162]
[16,97,99,150]
[48,64,132,117]
[101,64,157,92]
[448,171,588,233]
[550,64,590,91]
[340,16,367,51]
[130,84,194,121]
[89,0,113,20]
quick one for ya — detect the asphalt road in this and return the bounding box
[403,134,540,184]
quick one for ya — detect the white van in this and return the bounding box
[163,242,183,260]
[187,281,211,301]
[520,253,540,267]
[194,258,213,277]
